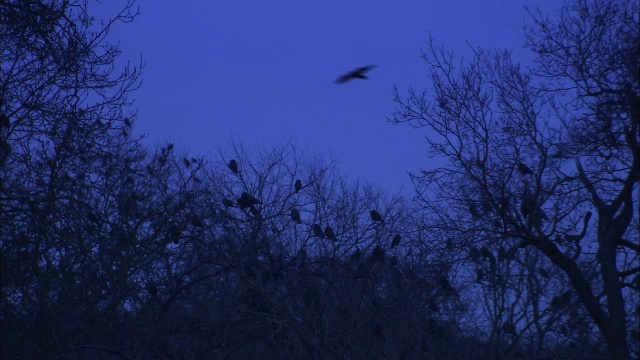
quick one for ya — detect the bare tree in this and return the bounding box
[0,1,162,358]
[391,0,639,358]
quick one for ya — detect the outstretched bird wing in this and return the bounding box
[354,65,376,74]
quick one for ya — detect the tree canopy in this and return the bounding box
[1,0,638,359]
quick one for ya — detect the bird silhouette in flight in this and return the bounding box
[335,65,377,84]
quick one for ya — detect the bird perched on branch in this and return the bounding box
[370,210,384,223]
[294,179,303,193]
[351,247,362,261]
[312,224,324,238]
[290,208,302,224]
[390,234,401,249]
[228,159,239,174]
[517,162,534,175]
[372,245,385,262]
[324,226,337,241]
[335,65,377,84]
[237,192,261,208]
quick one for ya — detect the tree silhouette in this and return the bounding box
[391,0,639,357]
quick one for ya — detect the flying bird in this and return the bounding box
[335,65,377,84]
[370,210,384,223]
[291,208,302,224]
[294,179,303,193]
[324,226,337,241]
[228,159,239,174]
[312,224,325,238]
[390,234,401,249]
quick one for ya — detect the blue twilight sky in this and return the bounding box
[103,0,560,195]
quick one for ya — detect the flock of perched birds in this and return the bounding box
[217,68,395,256]
[222,159,402,251]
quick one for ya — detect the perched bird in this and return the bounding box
[551,290,572,309]
[222,198,236,208]
[530,208,549,227]
[312,224,325,238]
[237,192,261,208]
[296,248,308,263]
[249,206,261,218]
[228,159,239,174]
[502,322,517,336]
[335,65,377,84]
[372,245,385,262]
[390,234,401,249]
[370,210,384,223]
[290,208,302,224]
[517,162,534,175]
[294,179,303,193]
[475,268,484,283]
[350,247,362,261]
[468,202,481,219]
[469,246,481,260]
[439,275,456,294]
[324,226,337,241]
[520,182,535,218]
